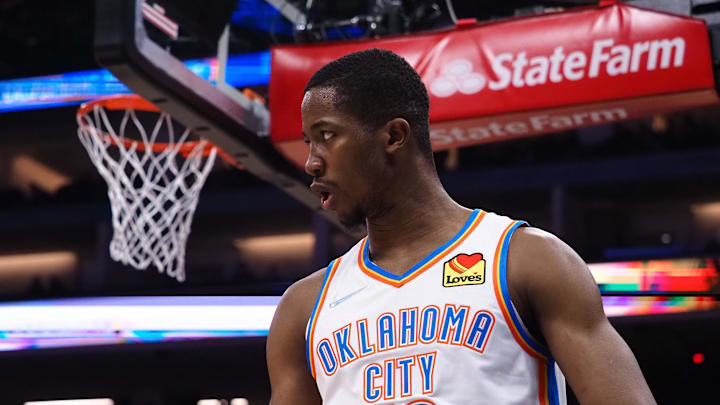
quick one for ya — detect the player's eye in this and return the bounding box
[322,131,334,141]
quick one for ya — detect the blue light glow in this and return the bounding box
[232,0,294,36]
[0,51,271,113]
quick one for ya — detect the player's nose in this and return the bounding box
[304,148,324,177]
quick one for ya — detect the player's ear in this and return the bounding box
[383,118,411,155]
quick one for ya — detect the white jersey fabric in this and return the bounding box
[306,210,566,405]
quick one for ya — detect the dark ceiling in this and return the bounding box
[0,0,95,79]
[0,0,604,79]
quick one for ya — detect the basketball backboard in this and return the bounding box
[93,0,349,232]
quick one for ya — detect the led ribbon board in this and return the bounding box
[0,52,270,113]
[270,2,718,167]
[589,258,720,317]
[0,296,279,351]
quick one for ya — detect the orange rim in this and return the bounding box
[77,94,239,167]
[77,94,161,115]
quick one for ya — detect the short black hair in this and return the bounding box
[305,48,433,163]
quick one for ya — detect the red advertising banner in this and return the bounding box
[270,1,718,167]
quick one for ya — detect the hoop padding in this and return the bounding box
[76,95,217,282]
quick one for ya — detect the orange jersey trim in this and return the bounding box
[306,257,342,379]
[492,220,561,405]
[358,210,486,288]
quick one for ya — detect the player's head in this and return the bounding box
[302,48,433,229]
[304,48,432,162]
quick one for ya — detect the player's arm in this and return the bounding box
[508,227,656,405]
[267,269,325,405]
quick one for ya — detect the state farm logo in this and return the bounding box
[430,59,486,97]
[429,37,686,98]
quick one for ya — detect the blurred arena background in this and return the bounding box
[1,0,720,404]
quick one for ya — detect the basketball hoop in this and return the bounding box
[76,94,235,282]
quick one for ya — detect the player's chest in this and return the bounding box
[312,264,501,369]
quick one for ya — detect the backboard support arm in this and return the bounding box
[94,0,358,237]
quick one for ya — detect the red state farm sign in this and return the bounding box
[429,89,718,148]
[270,1,718,168]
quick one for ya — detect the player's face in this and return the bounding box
[302,88,387,229]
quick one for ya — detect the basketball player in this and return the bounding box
[267,49,656,404]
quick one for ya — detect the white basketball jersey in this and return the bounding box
[306,210,566,405]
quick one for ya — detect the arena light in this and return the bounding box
[10,155,72,195]
[197,400,223,405]
[0,251,77,276]
[196,400,249,405]
[233,233,314,261]
[234,232,313,251]
[24,399,113,405]
[691,202,720,218]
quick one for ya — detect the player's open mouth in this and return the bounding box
[320,192,336,210]
[310,182,337,210]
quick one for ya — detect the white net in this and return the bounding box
[76,101,217,282]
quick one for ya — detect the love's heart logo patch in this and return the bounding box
[443,253,486,287]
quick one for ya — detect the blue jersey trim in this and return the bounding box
[305,258,337,377]
[498,220,562,404]
[547,359,561,405]
[498,220,551,357]
[361,209,481,281]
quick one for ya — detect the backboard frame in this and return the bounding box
[94,0,352,233]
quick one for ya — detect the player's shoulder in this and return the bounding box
[280,267,327,317]
[268,268,327,345]
[477,210,568,259]
[507,226,589,285]
[509,226,567,256]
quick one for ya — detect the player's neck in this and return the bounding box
[364,174,472,273]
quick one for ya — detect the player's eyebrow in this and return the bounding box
[310,119,337,131]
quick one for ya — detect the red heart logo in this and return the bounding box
[456,253,483,268]
[448,253,483,274]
